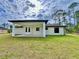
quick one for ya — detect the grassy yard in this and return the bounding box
[0,34,79,59]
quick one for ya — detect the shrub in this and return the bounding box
[7,29,12,33]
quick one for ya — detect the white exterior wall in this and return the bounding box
[43,22,46,37]
[12,25,15,36]
[12,22,46,37]
[46,27,65,35]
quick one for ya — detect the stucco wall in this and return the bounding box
[12,22,46,37]
[46,27,65,35]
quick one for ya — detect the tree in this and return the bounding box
[54,10,67,25]
[68,2,79,8]
[68,2,79,25]
[75,11,79,22]
[75,11,79,29]
[62,12,67,25]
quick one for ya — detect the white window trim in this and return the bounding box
[25,27,31,34]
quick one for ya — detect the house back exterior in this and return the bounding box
[9,18,66,37]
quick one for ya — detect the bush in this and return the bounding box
[66,27,77,33]
[7,29,12,33]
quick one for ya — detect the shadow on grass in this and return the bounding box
[5,34,78,42]
[8,35,69,42]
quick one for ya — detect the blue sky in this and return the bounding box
[0,0,79,24]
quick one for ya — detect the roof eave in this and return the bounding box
[8,20,48,23]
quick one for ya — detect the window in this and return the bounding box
[36,27,40,31]
[15,26,23,28]
[46,27,48,30]
[26,27,27,32]
[28,27,30,32]
[54,27,59,33]
[26,27,30,32]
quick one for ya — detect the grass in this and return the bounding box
[0,34,79,59]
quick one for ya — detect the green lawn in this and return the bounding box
[0,34,79,59]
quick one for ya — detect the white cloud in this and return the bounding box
[29,0,43,13]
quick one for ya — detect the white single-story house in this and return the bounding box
[9,18,66,37]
